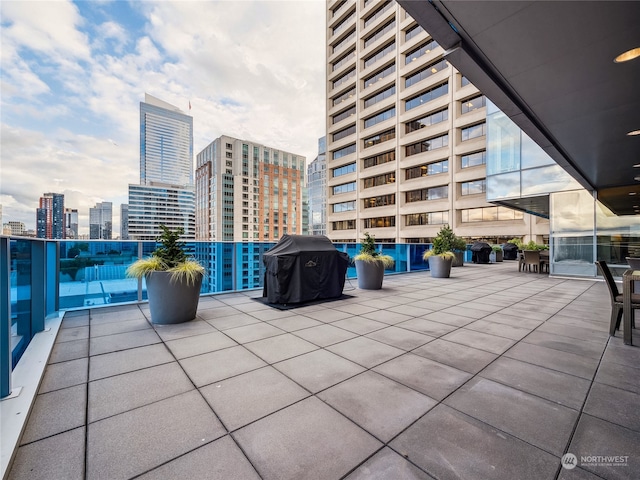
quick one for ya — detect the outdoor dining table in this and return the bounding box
[623,268,640,345]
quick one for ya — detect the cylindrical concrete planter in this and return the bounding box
[355,259,385,290]
[452,251,465,267]
[145,271,203,324]
[428,256,453,278]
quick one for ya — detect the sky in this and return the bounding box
[0,0,326,236]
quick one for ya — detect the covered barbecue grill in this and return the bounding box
[502,243,519,260]
[263,235,349,304]
[471,242,492,264]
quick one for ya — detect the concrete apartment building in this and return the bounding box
[325,0,549,244]
[195,135,307,242]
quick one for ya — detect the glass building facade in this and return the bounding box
[307,137,327,236]
[486,100,640,277]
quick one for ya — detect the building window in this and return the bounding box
[333,219,356,230]
[364,19,395,48]
[405,82,448,111]
[405,160,448,179]
[363,63,395,89]
[333,87,356,106]
[333,124,356,142]
[363,194,395,208]
[333,68,356,89]
[364,107,395,129]
[364,128,395,148]
[405,24,424,42]
[226,143,233,149]
[333,163,357,177]
[363,150,395,168]
[363,1,393,28]
[332,49,356,71]
[333,182,356,195]
[461,75,471,87]
[332,29,356,53]
[226,152,232,158]
[332,143,356,160]
[405,58,448,88]
[363,172,395,188]
[461,179,486,196]
[332,105,356,124]
[461,122,486,141]
[405,133,449,156]
[332,10,355,36]
[364,85,395,109]
[363,216,395,228]
[405,211,447,226]
[405,38,439,64]
[461,206,524,222]
[405,185,448,203]
[461,150,486,168]
[405,108,448,133]
[364,42,395,69]
[461,95,486,114]
[332,201,356,213]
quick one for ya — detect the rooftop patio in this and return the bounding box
[5,262,639,480]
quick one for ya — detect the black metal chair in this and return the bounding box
[595,261,640,335]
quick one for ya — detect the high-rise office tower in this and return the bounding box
[128,94,195,240]
[36,192,64,239]
[120,204,129,240]
[325,0,548,243]
[64,208,78,239]
[307,137,328,236]
[89,202,112,239]
[195,135,307,242]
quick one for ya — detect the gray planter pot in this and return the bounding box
[452,251,465,267]
[145,271,203,324]
[355,259,385,290]
[494,250,503,262]
[428,255,453,278]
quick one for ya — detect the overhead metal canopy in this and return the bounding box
[398,0,640,216]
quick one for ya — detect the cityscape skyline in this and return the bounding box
[0,0,326,236]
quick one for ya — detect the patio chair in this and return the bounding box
[595,261,640,335]
[523,250,540,273]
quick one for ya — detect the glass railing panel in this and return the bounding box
[10,238,32,367]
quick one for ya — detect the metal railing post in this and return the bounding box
[1,237,12,398]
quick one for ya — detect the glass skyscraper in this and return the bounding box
[128,94,195,240]
[36,192,64,239]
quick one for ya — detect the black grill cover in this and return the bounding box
[502,243,519,260]
[263,235,349,304]
[471,242,492,264]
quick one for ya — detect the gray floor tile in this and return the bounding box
[327,336,405,368]
[137,436,260,480]
[243,333,318,364]
[266,316,323,332]
[440,328,515,354]
[345,447,434,479]
[365,326,435,350]
[153,319,217,341]
[557,467,605,480]
[331,316,388,335]
[165,331,237,359]
[274,349,365,393]
[223,322,285,343]
[464,319,532,340]
[481,312,543,330]
[60,314,89,329]
[444,377,578,455]
[594,361,640,394]
[583,382,640,432]
[39,357,88,393]
[7,427,85,480]
[247,308,296,322]
[568,414,640,480]
[412,338,498,374]
[480,357,591,410]
[390,404,558,480]
[522,331,605,359]
[20,384,86,445]
[535,322,610,343]
[504,342,599,379]
[361,310,414,325]
[292,324,358,347]
[91,306,145,324]
[318,371,437,442]
[302,308,355,322]
[49,338,88,364]
[420,311,476,327]
[89,343,174,381]
[89,329,161,356]
[90,317,151,338]
[200,366,309,431]
[88,362,194,422]
[87,390,226,479]
[374,353,471,401]
[333,303,380,316]
[396,318,458,337]
[233,396,381,480]
[439,305,490,320]
[387,304,433,317]
[204,312,262,330]
[179,345,267,387]
[601,342,640,369]
[56,326,89,343]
